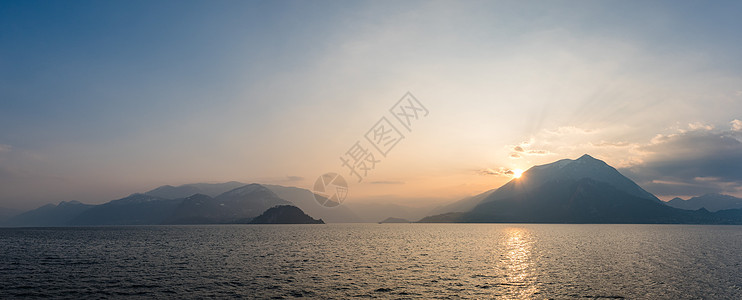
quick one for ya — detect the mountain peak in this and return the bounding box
[222,183,273,196]
[485,154,660,204]
[577,154,598,161]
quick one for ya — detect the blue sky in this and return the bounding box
[2,0,742,209]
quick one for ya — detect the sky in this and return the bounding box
[1,0,742,210]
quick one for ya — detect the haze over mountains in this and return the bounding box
[3,154,742,226]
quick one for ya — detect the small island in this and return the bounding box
[249,205,325,224]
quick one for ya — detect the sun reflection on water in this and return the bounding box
[501,227,538,298]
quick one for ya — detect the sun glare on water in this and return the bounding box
[512,169,524,178]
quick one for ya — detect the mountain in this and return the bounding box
[463,178,703,223]
[378,217,410,223]
[344,201,434,222]
[419,154,742,224]
[427,189,496,215]
[145,181,246,199]
[0,207,22,225]
[248,205,324,224]
[70,194,181,225]
[7,201,94,227]
[164,184,290,224]
[483,154,660,205]
[427,154,660,218]
[10,183,292,226]
[262,184,361,223]
[666,193,742,212]
[147,182,362,223]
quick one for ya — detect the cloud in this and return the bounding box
[526,149,550,155]
[544,126,596,136]
[478,168,499,175]
[592,141,631,147]
[369,180,405,185]
[259,175,305,183]
[508,120,742,198]
[621,126,742,197]
[687,122,714,131]
[508,143,551,159]
[477,167,514,176]
[0,144,11,153]
[285,175,304,182]
[732,119,742,131]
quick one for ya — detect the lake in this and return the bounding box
[1,224,741,299]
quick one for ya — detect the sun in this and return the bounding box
[512,169,524,178]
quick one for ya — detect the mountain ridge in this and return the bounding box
[419,154,742,224]
[666,193,742,212]
[5,183,321,226]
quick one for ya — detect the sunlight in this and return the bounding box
[512,169,524,178]
[502,227,538,298]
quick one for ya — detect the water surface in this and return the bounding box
[1,224,741,299]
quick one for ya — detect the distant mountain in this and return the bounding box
[5,183,296,227]
[0,207,22,225]
[146,182,362,223]
[70,194,181,225]
[7,201,93,227]
[666,193,742,212]
[249,205,324,224]
[419,154,742,224]
[165,184,290,224]
[344,202,433,223]
[378,217,410,223]
[145,181,246,199]
[427,189,496,216]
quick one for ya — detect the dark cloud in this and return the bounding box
[620,129,742,197]
[513,146,525,152]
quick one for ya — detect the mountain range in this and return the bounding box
[3,181,437,226]
[420,154,742,224]
[4,154,742,226]
[666,193,742,212]
[6,184,294,226]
